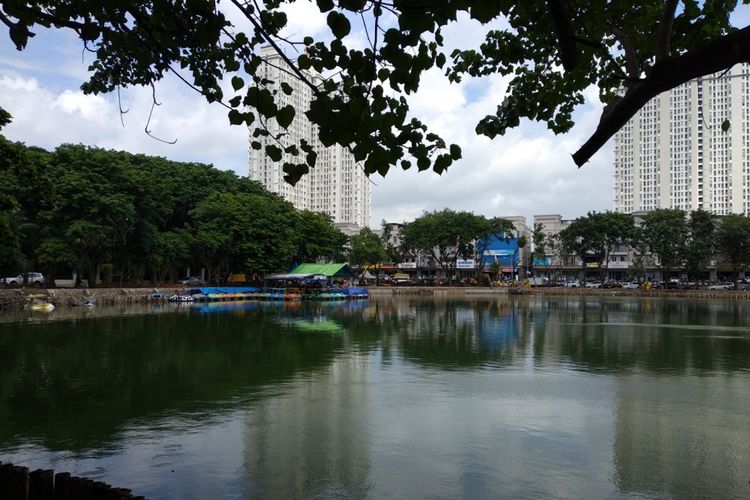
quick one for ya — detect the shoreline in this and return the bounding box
[1,285,749,311]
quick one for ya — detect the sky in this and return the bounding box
[2,5,748,228]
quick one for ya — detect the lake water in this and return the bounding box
[1,296,749,499]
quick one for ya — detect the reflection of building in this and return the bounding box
[248,46,371,227]
[242,356,371,499]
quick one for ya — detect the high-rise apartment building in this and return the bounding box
[614,64,750,215]
[248,47,371,228]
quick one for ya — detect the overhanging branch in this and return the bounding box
[546,0,578,71]
[573,25,750,167]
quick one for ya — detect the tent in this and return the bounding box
[289,263,355,279]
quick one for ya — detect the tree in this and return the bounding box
[684,209,715,285]
[559,213,605,281]
[191,191,298,281]
[715,214,750,288]
[3,1,745,183]
[401,209,486,285]
[349,227,386,284]
[641,209,687,281]
[293,210,347,264]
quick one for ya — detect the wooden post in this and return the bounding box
[5,466,29,500]
[90,481,110,500]
[28,469,53,500]
[53,472,70,500]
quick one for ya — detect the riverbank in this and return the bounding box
[0,287,153,310]
[367,285,750,300]
[2,285,750,311]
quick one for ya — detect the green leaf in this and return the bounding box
[251,141,262,150]
[228,110,244,125]
[317,0,334,12]
[231,76,244,91]
[298,54,312,70]
[280,82,293,95]
[277,105,296,128]
[436,53,446,68]
[721,119,731,132]
[266,144,282,161]
[449,144,462,160]
[327,11,351,39]
[470,0,500,23]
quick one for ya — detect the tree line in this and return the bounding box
[533,209,750,284]
[350,209,523,286]
[0,136,347,286]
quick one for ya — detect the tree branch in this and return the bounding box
[573,25,750,167]
[230,0,319,95]
[656,0,679,62]
[611,26,639,78]
[546,0,578,71]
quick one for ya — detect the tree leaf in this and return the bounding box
[231,76,244,91]
[266,144,282,161]
[327,11,351,39]
[276,105,296,128]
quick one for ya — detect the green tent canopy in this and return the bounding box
[290,263,355,278]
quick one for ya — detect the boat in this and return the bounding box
[168,294,195,303]
[147,290,167,301]
[30,300,55,312]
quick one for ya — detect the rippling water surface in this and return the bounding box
[1,296,749,499]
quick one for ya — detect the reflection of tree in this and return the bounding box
[0,308,343,451]
[529,297,750,374]
[389,299,522,368]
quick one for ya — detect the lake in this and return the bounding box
[0,296,749,499]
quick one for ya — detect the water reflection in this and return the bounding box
[0,296,749,499]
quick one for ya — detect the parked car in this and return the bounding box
[529,277,549,287]
[180,276,205,286]
[708,281,735,290]
[2,272,45,287]
[601,280,622,288]
[564,280,581,288]
[585,281,602,288]
[666,279,682,290]
[622,281,640,289]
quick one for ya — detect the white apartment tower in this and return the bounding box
[614,64,750,215]
[248,47,371,228]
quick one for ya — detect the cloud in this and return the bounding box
[0,72,247,173]
[370,67,614,227]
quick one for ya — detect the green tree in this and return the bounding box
[349,227,386,284]
[3,2,745,182]
[641,209,687,281]
[715,214,750,288]
[401,209,486,285]
[191,191,298,281]
[684,209,715,285]
[532,223,550,279]
[293,210,347,264]
[559,214,603,281]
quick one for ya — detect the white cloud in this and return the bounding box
[0,73,247,172]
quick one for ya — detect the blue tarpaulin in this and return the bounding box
[186,286,262,294]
